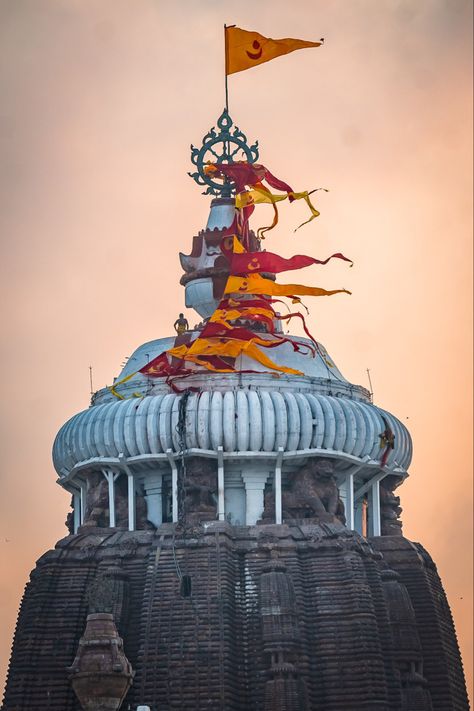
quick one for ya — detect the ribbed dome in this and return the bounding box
[53,389,411,477]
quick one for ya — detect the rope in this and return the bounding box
[170,390,192,587]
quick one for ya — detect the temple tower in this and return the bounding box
[2,111,468,711]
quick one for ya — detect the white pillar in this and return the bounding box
[79,482,87,525]
[127,473,135,531]
[73,491,81,534]
[143,473,163,527]
[345,471,355,530]
[274,448,284,524]
[217,447,225,521]
[166,449,178,523]
[369,479,381,536]
[242,471,269,526]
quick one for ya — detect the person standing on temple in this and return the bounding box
[173,313,189,335]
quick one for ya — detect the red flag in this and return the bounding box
[204,161,294,195]
[139,352,176,377]
[230,250,353,275]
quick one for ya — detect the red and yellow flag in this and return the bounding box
[168,338,302,375]
[225,26,323,75]
[225,273,351,299]
[228,238,353,276]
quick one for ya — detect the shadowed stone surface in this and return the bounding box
[2,523,468,711]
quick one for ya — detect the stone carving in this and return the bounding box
[280,459,345,523]
[380,475,403,536]
[260,552,309,710]
[114,476,129,528]
[182,457,218,525]
[83,472,110,528]
[380,569,433,710]
[67,612,134,711]
[86,571,118,615]
[65,495,75,534]
[81,473,150,530]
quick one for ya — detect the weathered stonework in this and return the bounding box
[2,524,468,710]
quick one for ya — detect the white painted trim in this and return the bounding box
[59,448,405,484]
[354,470,388,501]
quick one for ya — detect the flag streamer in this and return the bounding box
[225,26,323,76]
[225,273,351,299]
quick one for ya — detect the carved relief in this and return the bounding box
[260,552,309,711]
[182,457,218,525]
[280,459,345,524]
[83,472,110,528]
[380,475,404,536]
[65,495,75,534]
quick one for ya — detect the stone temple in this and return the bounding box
[2,112,469,711]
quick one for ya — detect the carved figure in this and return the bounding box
[65,495,75,534]
[83,472,109,527]
[114,475,129,528]
[182,458,217,524]
[380,475,403,536]
[281,459,345,523]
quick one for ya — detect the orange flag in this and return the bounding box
[168,339,302,375]
[225,273,351,299]
[225,26,323,75]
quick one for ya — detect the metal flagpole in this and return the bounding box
[224,24,229,111]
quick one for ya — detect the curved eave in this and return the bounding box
[57,448,408,490]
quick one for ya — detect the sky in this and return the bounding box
[0,0,472,703]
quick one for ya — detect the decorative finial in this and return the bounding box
[188,109,259,197]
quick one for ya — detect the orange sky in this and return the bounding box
[0,0,472,703]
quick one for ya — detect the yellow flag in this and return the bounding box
[235,187,321,237]
[225,26,323,75]
[168,338,302,376]
[225,273,351,298]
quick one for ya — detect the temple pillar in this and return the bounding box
[73,491,81,534]
[217,447,225,521]
[102,470,120,528]
[274,448,284,525]
[143,473,163,528]
[242,470,269,525]
[369,479,381,536]
[127,473,135,532]
[354,499,364,536]
[79,481,87,525]
[345,471,355,530]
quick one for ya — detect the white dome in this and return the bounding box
[92,334,368,405]
[53,388,411,477]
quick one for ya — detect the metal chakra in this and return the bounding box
[188,108,259,197]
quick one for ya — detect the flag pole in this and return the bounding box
[224,24,229,112]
